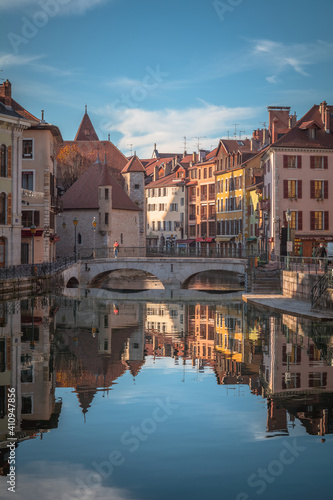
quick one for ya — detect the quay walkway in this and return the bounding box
[242,294,333,320]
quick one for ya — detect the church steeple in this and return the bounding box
[74,105,99,141]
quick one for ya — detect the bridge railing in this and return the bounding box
[78,246,257,260]
[0,254,76,281]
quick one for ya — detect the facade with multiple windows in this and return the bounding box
[21,121,63,264]
[263,101,333,257]
[0,99,31,266]
[146,170,187,248]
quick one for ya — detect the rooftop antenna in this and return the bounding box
[127,144,133,155]
[232,124,240,138]
[258,122,267,129]
[226,131,230,139]
[183,136,188,155]
[239,131,245,140]
[195,136,206,152]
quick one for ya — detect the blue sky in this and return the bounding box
[1,0,333,157]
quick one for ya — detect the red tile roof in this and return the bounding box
[58,140,129,183]
[61,160,140,211]
[272,104,333,149]
[145,172,183,188]
[74,109,99,141]
[122,155,146,173]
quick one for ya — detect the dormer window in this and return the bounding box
[308,128,316,139]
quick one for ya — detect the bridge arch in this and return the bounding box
[88,268,165,290]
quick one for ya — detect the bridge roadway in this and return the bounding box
[61,256,248,290]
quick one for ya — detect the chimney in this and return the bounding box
[154,165,159,181]
[165,161,172,176]
[263,128,269,145]
[40,110,46,124]
[288,113,297,129]
[108,133,110,141]
[325,107,331,133]
[192,152,197,163]
[319,101,327,124]
[1,79,12,106]
[271,118,278,144]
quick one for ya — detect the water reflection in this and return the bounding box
[0,294,333,497]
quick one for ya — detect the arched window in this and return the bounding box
[1,145,6,177]
[78,233,82,245]
[0,193,6,224]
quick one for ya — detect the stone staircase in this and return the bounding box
[252,263,282,294]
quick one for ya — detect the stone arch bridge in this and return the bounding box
[61,257,248,290]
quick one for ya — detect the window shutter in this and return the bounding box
[298,211,303,230]
[283,180,288,198]
[283,210,286,226]
[7,193,12,225]
[324,180,328,199]
[324,156,328,169]
[7,146,12,177]
[310,156,314,169]
[283,155,288,168]
[310,211,315,230]
[310,180,315,199]
[324,211,329,230]
[298,180,302,199]
[297,156,302,169]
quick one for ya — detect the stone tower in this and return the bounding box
[121,155,146,238]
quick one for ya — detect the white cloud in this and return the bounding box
[266,75,278,84]
[0,52,42,66]
[0,461,137,500]
[0,0,109,15]
[250,39,333,81]
[95,103,260,157]
[0,51,80,77]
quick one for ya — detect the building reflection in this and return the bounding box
[258,310,333,437]
[1,293,333,464]
[0,297,61,476]
[54,298,145,419]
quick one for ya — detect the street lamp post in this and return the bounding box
[30,224,36,274]
[285,208,292,271]
[92,217,97,258]
[73,217,78,260]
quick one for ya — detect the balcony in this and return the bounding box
[189,214,196,220]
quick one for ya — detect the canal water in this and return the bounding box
[0,288,332,500]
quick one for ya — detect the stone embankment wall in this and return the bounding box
[282,271,320,300]
[282,271,333,310]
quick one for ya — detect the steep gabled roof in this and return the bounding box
[74,107,99,141]
[122,155,146,173]
[145,172,184,188]
[272,104,333,149]
[217,138,252,155]
[61,160,140,211]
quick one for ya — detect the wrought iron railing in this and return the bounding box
[311,270,333,308]
[0,254,76,281]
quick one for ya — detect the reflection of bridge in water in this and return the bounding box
[61,256,248,290]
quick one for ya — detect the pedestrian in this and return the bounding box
[113,240,119,258]
[317,243,327,270]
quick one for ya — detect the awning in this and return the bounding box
[246,237,257,242]
[21,229,44,238]
[176,239,195,245]
[215,236,232,242]
[50,234,60,242]
[196,237,215,243]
